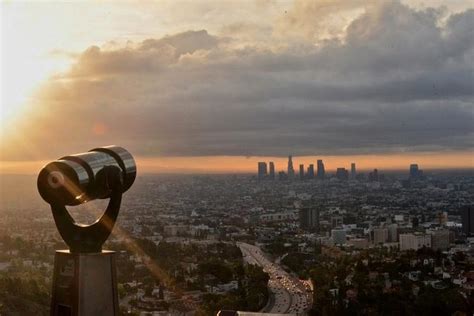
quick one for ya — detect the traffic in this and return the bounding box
[238,242,312,315]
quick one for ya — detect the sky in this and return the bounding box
[1,0,473,173]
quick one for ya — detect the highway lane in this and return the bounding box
[238,242,312,315]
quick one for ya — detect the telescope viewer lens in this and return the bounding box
[48,171,64,188]
[37,145,136,206]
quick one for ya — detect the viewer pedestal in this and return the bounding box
[51,250,119,316]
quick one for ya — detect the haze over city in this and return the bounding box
[1,0,473,173]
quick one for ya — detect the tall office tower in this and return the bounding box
[257,162,267,180]
[388,223,398,242]
[373,228,388,244]
[368,168,379,181]
[336,168,349,180]
[287,155,295,180]
[299,207,320,232]
[409,164,423,179]
[299,164,305,180]
[409,164,419,178]
[462,205,474,236]
[307,164,315,179]
[317,159,325,179]
[351,163,356,179]
[269,162,275,180]
[430,230,450,251]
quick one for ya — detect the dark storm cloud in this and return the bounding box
[3,1,473,160]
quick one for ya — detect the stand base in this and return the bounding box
[51,250,119,316]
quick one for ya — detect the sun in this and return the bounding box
[0,75,33,129]
[0,54,46,137]
[0,1,73,138]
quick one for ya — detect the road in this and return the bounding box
[238,242,312,315]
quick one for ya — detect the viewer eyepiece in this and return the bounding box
[37,145,136,206]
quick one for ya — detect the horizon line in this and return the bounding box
[2,167,474,177]
[1,151,472,175]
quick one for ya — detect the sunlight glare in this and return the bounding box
[0,2,73,138]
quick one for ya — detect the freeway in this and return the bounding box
[238,242,312,315]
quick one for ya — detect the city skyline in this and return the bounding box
[1,151,473,175]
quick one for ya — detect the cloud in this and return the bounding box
[64,30,220,77]
[2,1,473,160]
[275,0,370,42]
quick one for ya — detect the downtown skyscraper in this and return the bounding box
[257,162,267,180]
[409,164,423,180]
[288,155,295,180]
[351,163,356,179]
[317,159,325,179]
[269,162,275,180]
[307,164,315,179]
